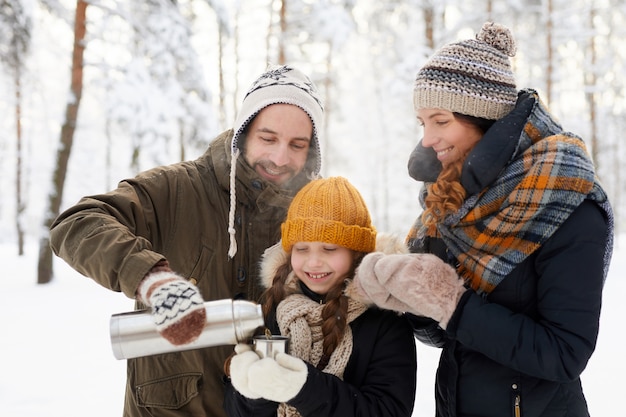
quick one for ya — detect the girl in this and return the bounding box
[223,176,424,417]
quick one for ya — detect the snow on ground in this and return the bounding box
[1,237,623,416]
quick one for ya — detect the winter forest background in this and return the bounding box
[1,0,625,282]
[1,1,625,416]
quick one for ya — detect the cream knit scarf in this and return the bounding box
[275,292,367,417]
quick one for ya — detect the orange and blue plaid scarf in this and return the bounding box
[407,90,613,294]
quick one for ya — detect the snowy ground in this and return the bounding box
[1,237,623,417]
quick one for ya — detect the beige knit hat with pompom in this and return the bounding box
[414,22,518,120]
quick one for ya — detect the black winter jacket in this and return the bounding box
[407,91,612,417]
[224,293,417,417]
[410,199,608,417]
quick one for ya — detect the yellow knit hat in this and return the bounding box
[281,177,377,253]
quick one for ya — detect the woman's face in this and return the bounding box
[417,108,483,167]
[290,241,355,295]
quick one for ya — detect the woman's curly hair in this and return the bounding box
[420,113,494,236]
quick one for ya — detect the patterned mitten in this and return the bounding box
[247,353,308,403]
[137,264,206,345]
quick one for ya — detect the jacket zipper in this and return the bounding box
[512,381,521,417]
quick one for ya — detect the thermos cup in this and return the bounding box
[110,298,264,360]
[253,335,289,358]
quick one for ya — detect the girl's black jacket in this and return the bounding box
[223,287,417,417]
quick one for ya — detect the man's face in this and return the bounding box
[243,104,313,186]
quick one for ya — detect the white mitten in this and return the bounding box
[229,344,262,399]
[354,252,467,329]
[247,353,308,403]
[138,269,206,345]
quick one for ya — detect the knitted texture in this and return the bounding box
[275,292,367,417]
[228,65,324,258]
[352,252,466,329]
[138,271,207,345]
[280,176,376,253]
[407,90,614,294]
[228,343,262,399]
[232,65,324,167]
[414,22,517,120]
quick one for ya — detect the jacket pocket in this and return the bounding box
[187,244,215,285]
[135,373,202,409]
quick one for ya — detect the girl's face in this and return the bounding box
[290,241,355,295]
[417,108,483,167]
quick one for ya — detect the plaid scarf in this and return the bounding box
[407,90,613,294]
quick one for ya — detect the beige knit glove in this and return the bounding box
[352,253,467,329]
[137,262,207,345]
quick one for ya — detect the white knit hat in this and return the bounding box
[228,65,324,258]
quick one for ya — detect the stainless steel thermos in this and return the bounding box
[109,299,264,360]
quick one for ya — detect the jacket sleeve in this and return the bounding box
[446,199,609,382]
[406,314,447,348]
[406,230,451,348]
[287,311,417,417]
[223,378,278,417]
[49,164,185,298]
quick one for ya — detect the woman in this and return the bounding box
[223,176,428,417]
[352,22,613,417]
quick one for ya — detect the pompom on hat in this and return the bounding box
[228,65,324,258]
[414,22,518,120]
[281,177,377,253]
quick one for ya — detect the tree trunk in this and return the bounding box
[233,3,241,118]
[423,3,434,50]
[37,0,87,284]
[265,0,273,66]
[277,0,286,65]
[15,65,25,256]
[586,6,599,167]
[545,0,553,105]
[218,26,226,129]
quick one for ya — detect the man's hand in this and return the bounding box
[138,267,206,345]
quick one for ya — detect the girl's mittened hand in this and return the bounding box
[247,353,308,403]
[229,344,262,399]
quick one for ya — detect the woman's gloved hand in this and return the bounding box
[351,252,467,329]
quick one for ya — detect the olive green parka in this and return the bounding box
[50,130,313,417]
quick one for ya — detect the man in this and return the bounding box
[50,65,324,417]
